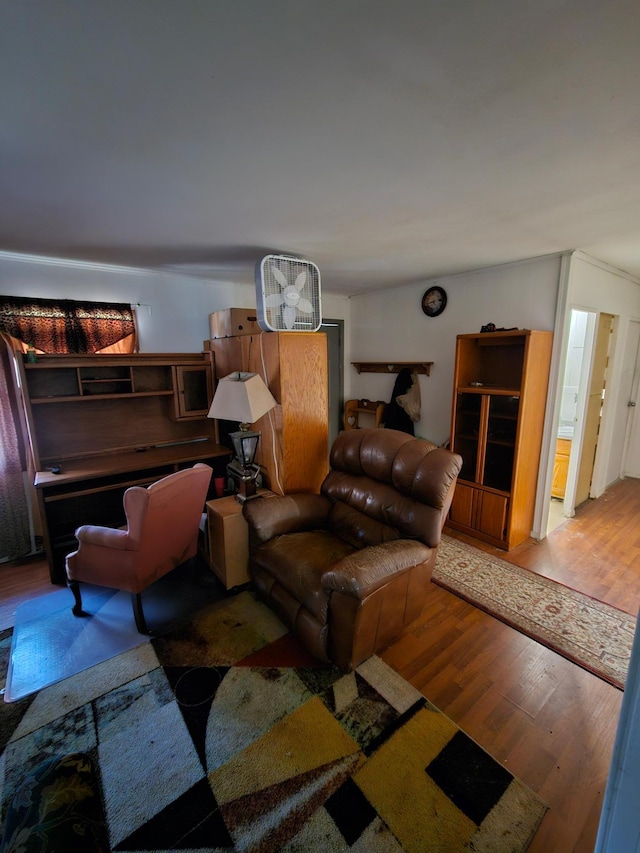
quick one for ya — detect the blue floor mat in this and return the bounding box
[5,559,229,702]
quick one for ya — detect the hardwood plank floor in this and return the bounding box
[381,479,639,853]
[2,478,638,852]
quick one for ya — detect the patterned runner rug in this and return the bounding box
[0,591,547,852]
[434,535,636,689]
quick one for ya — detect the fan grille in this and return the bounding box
[258,255,321,332]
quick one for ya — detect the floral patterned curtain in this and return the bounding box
[0,296,136,353]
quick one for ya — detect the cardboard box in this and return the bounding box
[209,308,261,339]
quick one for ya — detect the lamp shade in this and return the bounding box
[207,372,277,425]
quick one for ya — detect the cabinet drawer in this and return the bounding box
[476,491,508,541]
[449,483,508,544]
[449,482,475,527]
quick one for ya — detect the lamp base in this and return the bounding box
[226,460,262,503]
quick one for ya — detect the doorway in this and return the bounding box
[318,319,344,451]
[548,310,613,533]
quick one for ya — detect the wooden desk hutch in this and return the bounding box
[17,352,230,584]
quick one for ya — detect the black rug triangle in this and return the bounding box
[114,777,233,850]
[163,665,229,770]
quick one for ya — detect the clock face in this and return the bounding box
[421,286,447,317]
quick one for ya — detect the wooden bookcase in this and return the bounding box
[18,352,229,583]
[448,329,553,550]
[208,332,329,494]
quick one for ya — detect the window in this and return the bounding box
[0,295,137,354]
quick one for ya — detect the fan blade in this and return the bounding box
[283,306,297,329]
[297,298,313,314]
[271,266,289,288]
[294,271,307,292]
[264,294,284,307]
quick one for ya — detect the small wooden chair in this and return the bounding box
[344,398,386,430]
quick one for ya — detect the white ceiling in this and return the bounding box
[1,1,640,296]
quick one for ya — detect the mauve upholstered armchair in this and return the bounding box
[65,463,212,633]
[243,428,462,671]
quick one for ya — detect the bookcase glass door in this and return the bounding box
[454,392,482,483]
[484,394,519,492]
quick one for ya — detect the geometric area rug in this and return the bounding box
[0,590,548,851]
[434,535,637,690]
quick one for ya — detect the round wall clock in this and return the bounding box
[421,286,447,317]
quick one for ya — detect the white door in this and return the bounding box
[563,311,596,518]
[575,313,613,506]
[621,321,640,478]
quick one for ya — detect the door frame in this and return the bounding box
[620,320,640,478]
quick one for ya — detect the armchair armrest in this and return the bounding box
[322,539,431,599]
[74,525,132,550]
[243,493,332,545]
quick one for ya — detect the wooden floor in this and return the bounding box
[3,478,640,852]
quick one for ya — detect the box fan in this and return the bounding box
[255,254,322,332]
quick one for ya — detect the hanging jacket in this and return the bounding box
[383,367,415,435]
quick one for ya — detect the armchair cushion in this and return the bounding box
[244,428,461,670]
[250,527,354,623]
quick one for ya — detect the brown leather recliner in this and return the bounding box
[243,428,462,671]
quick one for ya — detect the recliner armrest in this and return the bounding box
[322,539,431,599]
[243,493,332,545]
[74,525,131,550]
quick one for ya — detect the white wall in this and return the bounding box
[0,252,349,352]
[595,607,640,852]
[567,253,640,490]
[348,255,562,445]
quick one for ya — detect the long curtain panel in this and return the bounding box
[0,337,31,560]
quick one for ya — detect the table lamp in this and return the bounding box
[208,371,277,502]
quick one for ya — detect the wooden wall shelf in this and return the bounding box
[351,361,433,376]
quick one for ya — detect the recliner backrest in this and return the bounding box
[321,429,461,550]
